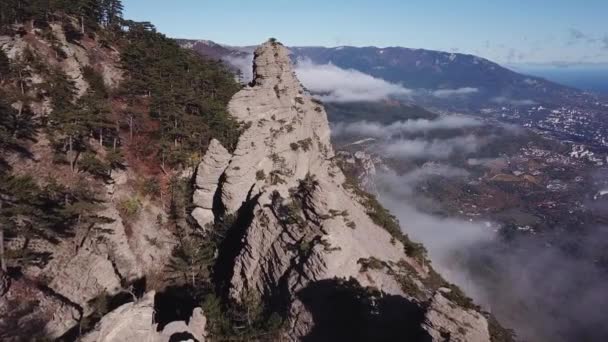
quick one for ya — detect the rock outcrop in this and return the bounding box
[192,139,232,229]
[195,40,409,302]
[423,290,491,342]
[81,292,207,342]
[192,40,496,341]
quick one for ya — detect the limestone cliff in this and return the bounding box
[192,40,499,341]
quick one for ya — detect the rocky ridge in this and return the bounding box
[192,40,498,341]
[0,23,174,340]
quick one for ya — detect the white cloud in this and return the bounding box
[432,87,479,98]
[332,116,482,137]
[294,58,412,102]
[381,135,481,159]
[222,54,254,83]
[491,96,536,106]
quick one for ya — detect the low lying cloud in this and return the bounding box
[294,59,412,102]
[432,87,479,98]
[374,159,608,342]
[491,96,536,106]
[332,116,482,137]
[376,168,494,279]
[381,135,481,159]
[223,54,254,83]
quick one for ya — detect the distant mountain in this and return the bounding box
[292,46,575,102]
[181,40,587,104]
[176,39,250,60]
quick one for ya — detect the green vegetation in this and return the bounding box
[357,257,386,272]
[163,173,285,340]
[443,283,478,310]
[0,175,104,272]
[0,0,124,34]
[119,22,240,167]
[290,138,313,152]
[138,177,161,198]
[255,170,266,181]
[117,196,141,218]
[269,170,286,185]
[0,0,243,274]
[325,101,438,125]
[346,220,357,229]
[342,174,427,262]
[0,1,284,339]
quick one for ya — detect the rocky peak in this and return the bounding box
[250,40,300,88]
[192,39,498,341]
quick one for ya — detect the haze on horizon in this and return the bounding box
[123,0,608,66]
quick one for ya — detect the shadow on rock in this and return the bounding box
[298,278,431,342]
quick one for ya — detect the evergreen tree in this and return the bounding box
[100,0,123,28]
[0,49,10,82]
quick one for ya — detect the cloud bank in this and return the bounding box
[491,96,536,106]
[381,135,481,159]
[294,59,412,102]
[432,87,479,98]
[332,116,482,137]
[223,54,254,83]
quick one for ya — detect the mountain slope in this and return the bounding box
[0,4,240,340]
[185,39,511,342]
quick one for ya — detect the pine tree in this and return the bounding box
[0,49,10,82]
[100,0,123,28]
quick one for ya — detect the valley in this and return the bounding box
[331,103,608,342]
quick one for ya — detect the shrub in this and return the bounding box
[443,284,478,311]
[106,150,125,170]
[269,171,286,185]
[139,177,161,197]
[297,138,313,152]
[79,153,109,178]
[118,197,141,218]
[82,66,108,98]
[341,171,428,263]
[256,170,266,181]
[357,257,386,272]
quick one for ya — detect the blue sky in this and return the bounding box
[123,0,608,65]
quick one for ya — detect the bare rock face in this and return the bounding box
[82,292,207,342]
[0,277,79,340]
[195,41,409,301]
[336,150,381,194]
[423,291,491,342]
[38,178,145,317]
[81,292,158,342]
[191,40,486,339]
[190,40,501,341]
[193,139,232,229]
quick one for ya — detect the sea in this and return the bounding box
[510,64,608,95]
